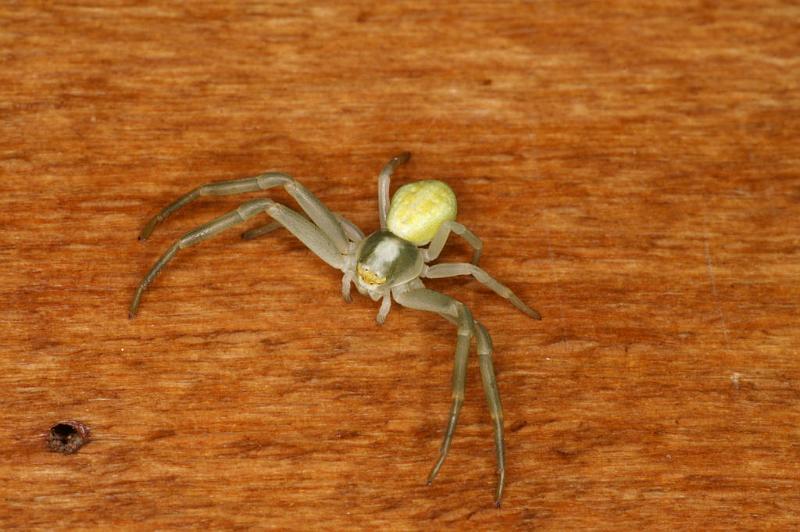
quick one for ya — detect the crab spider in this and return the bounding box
[130,152,541,506]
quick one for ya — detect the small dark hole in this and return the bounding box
[47,420,90,454]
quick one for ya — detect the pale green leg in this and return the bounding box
[334,213,365,242]
[423,262,541,320]
[430,310,506,507]
[393,288,474,489]
[378,152,411,230]
[424,221,483,265]
[341,272,354,303]
[240,221,281,240]
[474,321,505,507]
[130,199,343,317]
[240,210,362,305]
[242,212,363,243]
[138,172,348,252]
[376,294,392,324]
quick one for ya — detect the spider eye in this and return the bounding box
[357,264,387,285]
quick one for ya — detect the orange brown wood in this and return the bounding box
[2,2,798,528]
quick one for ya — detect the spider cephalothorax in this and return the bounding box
[355,231,422,293]
[130,152,540,506]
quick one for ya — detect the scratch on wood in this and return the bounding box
[703,230,730,344]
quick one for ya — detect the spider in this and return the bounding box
[129,152,541,506]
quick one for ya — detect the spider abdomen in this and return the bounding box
[387,180,457,246]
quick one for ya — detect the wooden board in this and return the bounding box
[2,1,799,528]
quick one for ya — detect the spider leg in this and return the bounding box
[378,152,411,230]
[130,199,344,318]
[474,320,505,507]
[423,262,541,320]
[423,221,483,265]
[393,288,474,490]
[334,213,366,242]
[242,213,364,243]
[240,221,281,241]
[341,272,354,303]
[138,172,349,253]
[417,307,506,506]
[376,293,392,324]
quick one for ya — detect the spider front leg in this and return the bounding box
[394,286,505,505]
[130,199,344,317]
[138,171,349,253]
[238,209,363,305]
[243,213,364,243]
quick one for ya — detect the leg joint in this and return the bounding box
[236,199,272,218]
[448,221,465,235]
[256,173,293,189]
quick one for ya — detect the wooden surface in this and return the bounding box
[2,2,799,529]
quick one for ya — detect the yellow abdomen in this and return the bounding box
[387,180,457,246]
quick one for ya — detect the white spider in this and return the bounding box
[130,152,541,506]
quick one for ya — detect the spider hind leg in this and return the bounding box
[394,287,505,505]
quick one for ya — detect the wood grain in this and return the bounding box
[2,1,799,529]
